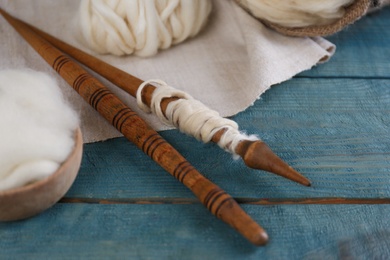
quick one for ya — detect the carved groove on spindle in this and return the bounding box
[204,188,227,213]
[52,55,71,73]
[145,135,160,156]
[72,73,91,92]
[172,161,194,183]
[112,107,137,130]
[89,89,112,109]
[178,163,194,183]
[203,188,220,208]
[141,133,165,159]
[141,133,158,153]
[173,161,187,179]
[148,138,166,159]
[214,197,234,216]
[118,112,137,132]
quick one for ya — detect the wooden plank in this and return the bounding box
[66,78,390,199]
[1,203,389,259]
[59,197,390,205]
[301,8,390,78]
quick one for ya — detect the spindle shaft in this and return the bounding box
[1,8,268,246]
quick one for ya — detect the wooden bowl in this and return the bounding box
[0,128,83,221]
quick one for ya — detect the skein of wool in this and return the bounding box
[235,0,390,36]
[77,0,212,57]
[235,0,355,28]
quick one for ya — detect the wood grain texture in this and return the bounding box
[0,204,389,259]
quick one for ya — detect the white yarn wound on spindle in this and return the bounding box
[137,80,259,158]
[77,0,212,57]
[236,0,355,27]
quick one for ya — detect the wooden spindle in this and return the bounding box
[9,15,311,187]
[0,8,269,246]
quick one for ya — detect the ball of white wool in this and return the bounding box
[76,0,212,57]
[0,69,79,191]
[236,0,355,27]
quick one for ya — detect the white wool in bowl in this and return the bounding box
[0,69,79,192]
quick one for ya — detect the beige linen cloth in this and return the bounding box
[0,0,335,143]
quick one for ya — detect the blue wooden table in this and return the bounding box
[1,9,390,260]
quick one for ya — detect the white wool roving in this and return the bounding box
[137,80,259,159]
[236,0,355,27]
[0,69,79,192]
[77,0,212,57]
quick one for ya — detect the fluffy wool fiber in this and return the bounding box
[76,0,212,57]
[0,69,79,192]
[236,0,355,27]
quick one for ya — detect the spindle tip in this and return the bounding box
[252,229,269,246]
[236,140,311,187]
